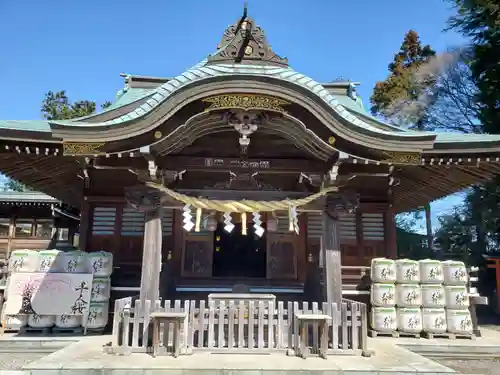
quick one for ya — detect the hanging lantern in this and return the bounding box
[205,213,218,232]
[267,214,278,232]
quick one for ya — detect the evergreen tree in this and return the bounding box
[370,30,436,130]
[370,30,436,246]
[41,90,111,120]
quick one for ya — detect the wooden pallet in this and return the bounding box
[422,331,476,340]
[369,330,420,338]
[84,327,106,335]
[19,326,52,335]
[51,326,84,335]
[0,327,22,333]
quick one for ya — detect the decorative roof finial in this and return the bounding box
[207,7,288,67]
[243,1,248,18]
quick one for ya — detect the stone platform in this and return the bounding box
[20,336,453,375]
[10,328,500,375]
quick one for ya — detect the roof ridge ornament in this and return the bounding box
[207,5,288,67]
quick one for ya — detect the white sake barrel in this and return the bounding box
[395,284,422,307]
[55,314,81,328]
[91,277,111,302]
[422,308,447,333]
[86,302,109,330]
[37,249,61,272]
[442,260,467,285]
[87,251,113,277]
[395,259,420,284]
[444,285,469,309]
[446,309,473,334]
[0,302,27,329]
[371,307,397,332]
[419,259,444,284]
[397,307,422,333]
[56,251,88,273]
[3,276,10,300]
[28,314,55,328]
[8,250,38,273]
[421,284,445,308]
[371,283,396,307]
[371,258,396,283]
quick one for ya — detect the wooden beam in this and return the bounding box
[94,156,326,174]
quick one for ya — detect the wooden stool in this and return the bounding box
[295,314,331,359]
[150,312,187,358]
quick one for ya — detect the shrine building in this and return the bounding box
[1,11,500,305]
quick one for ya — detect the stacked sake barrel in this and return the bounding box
[394,259,422,336]
[1,249,39,331]
[419,259,446,337]
[85,251,113,331]
[369,258,398,335]
[2,249,113,332]
[48,250,113,332]
[442,260,473,337]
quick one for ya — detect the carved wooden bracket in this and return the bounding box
[324,192,360,219]
[325,151,350,186]
[125,185,170,212]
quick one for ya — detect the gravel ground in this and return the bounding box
[0,352,48,371]
[431,358,500,375]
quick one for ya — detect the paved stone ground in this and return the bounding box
[0,352,46,371]
[431,358,500,375]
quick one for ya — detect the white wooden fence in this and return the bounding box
[106,298,369,356]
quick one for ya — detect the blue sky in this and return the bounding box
[0,0,466,230]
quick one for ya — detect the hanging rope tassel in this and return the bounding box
[241,212,247,235]
[288,206,294,232]
[195,207,202,232]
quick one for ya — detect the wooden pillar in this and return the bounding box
[139,207,163,305]
[322,211,342,305]
[385,207,397,259]
[78,198,91,252]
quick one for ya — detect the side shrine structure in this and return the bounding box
[1,11,500,307]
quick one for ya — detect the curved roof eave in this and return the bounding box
[50,59,436,144]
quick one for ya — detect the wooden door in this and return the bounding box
[182,231,213,277]
[181,209,213,278]
[267,213,298,280]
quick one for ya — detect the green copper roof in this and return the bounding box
[107,87,153,110]
[0,120,51,133]
[50,59,431,140]
[0,191,59,203]
[435,133,500,144]
[3,59,500,147]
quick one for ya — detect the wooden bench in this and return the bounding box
[294,313,331,359]
[150,311,188,358]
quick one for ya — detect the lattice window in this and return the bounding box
[91,207,116,235]
[162,209,174,236]
[120,207,145,237]
[362,213,385,241]
[274,212,291,234]
[306,212,357,243]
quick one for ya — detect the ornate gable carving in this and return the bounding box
[207,6,288,67]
